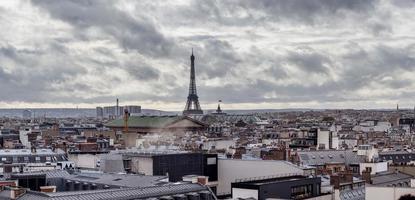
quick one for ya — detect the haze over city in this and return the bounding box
[1,0,415,110]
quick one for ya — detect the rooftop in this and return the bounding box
[66,172,167,188]
[15,183,212,200]
[0,149,64,156]
[370,171,414,187]
[105,115,205,129]
[297,150,364,166]
[235,175,310,186]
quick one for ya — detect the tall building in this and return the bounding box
[183,50,203,115]
[96,105,141,118]
[22,109,32,119]
[96,107,104,118]
[123,105,142,116]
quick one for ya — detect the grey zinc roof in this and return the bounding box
[18,183,210,200]
[9,170,70,179]
[370,171,414,187]
[379,151,412,155]
[66,172,167,188]
[297,150,364,166]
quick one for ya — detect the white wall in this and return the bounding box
[232,188,258,199]
[99,154,125,173]
[203,140,235,151]
[359,162,388,175]
[332,137,339,150]
[131,157,153,175]
[19,129,31,148]
[317,130,330,150]
[217,159,303,195]
[354,121,391,133]
[68,154,102,169]
[366,186,415,200]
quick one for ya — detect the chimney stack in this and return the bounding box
[10,187,26,199]
[362,170,372,184]
[330,174,341,189]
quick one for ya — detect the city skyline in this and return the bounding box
[1,0,415,110]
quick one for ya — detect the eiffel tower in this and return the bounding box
[183,50,203,115]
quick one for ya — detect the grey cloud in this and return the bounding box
[178,0,376,26]
[198,44,415,104]
[125,62,160,81]
[369,22,393,36]
[31,0,174,57]
[195,39,242,79]
[286,48,332,74]
[243,0,376,24]
[391,0,415,7]
[1,0,415,108]
[0,44,89,103]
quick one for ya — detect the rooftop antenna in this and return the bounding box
[116,98,119,117]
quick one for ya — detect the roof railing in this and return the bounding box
[233,172,304,183]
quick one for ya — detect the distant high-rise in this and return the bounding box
[96,107,104,118]
[22,109,32,119]
[96,105,141,118]
[183,50,203,115]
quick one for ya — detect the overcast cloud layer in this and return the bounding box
[1,0,415,110]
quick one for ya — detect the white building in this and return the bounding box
[366,185,415,200]
[317,127,339,150]
[357,144,379,162]
[19,128,32,148]
[359,162,388,175]
[217,159,304,195]
[0,149,74,173]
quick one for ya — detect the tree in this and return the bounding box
[399,194,415,200]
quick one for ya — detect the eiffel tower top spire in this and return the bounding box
[183,50,203,115]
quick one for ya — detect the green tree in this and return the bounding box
[399,194,415,200]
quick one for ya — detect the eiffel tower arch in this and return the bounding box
[183,50,203,115]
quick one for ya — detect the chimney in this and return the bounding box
[4,163,13,173]
[10,187,26,199]
[344,171,353,183]
[40,186,56,193]
[330,174,341,189]
[362,170,372,184]
[197,176,208,185]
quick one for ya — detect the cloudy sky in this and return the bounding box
[1,0,415,110]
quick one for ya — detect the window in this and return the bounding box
[46,157,51,161]
[207,157,216,165]
[35,157,41,163]
[12,157,18,163]
[1,157,6,161]
[365,167,372,172]
[24,157,29,163]
[291,184,313,199]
